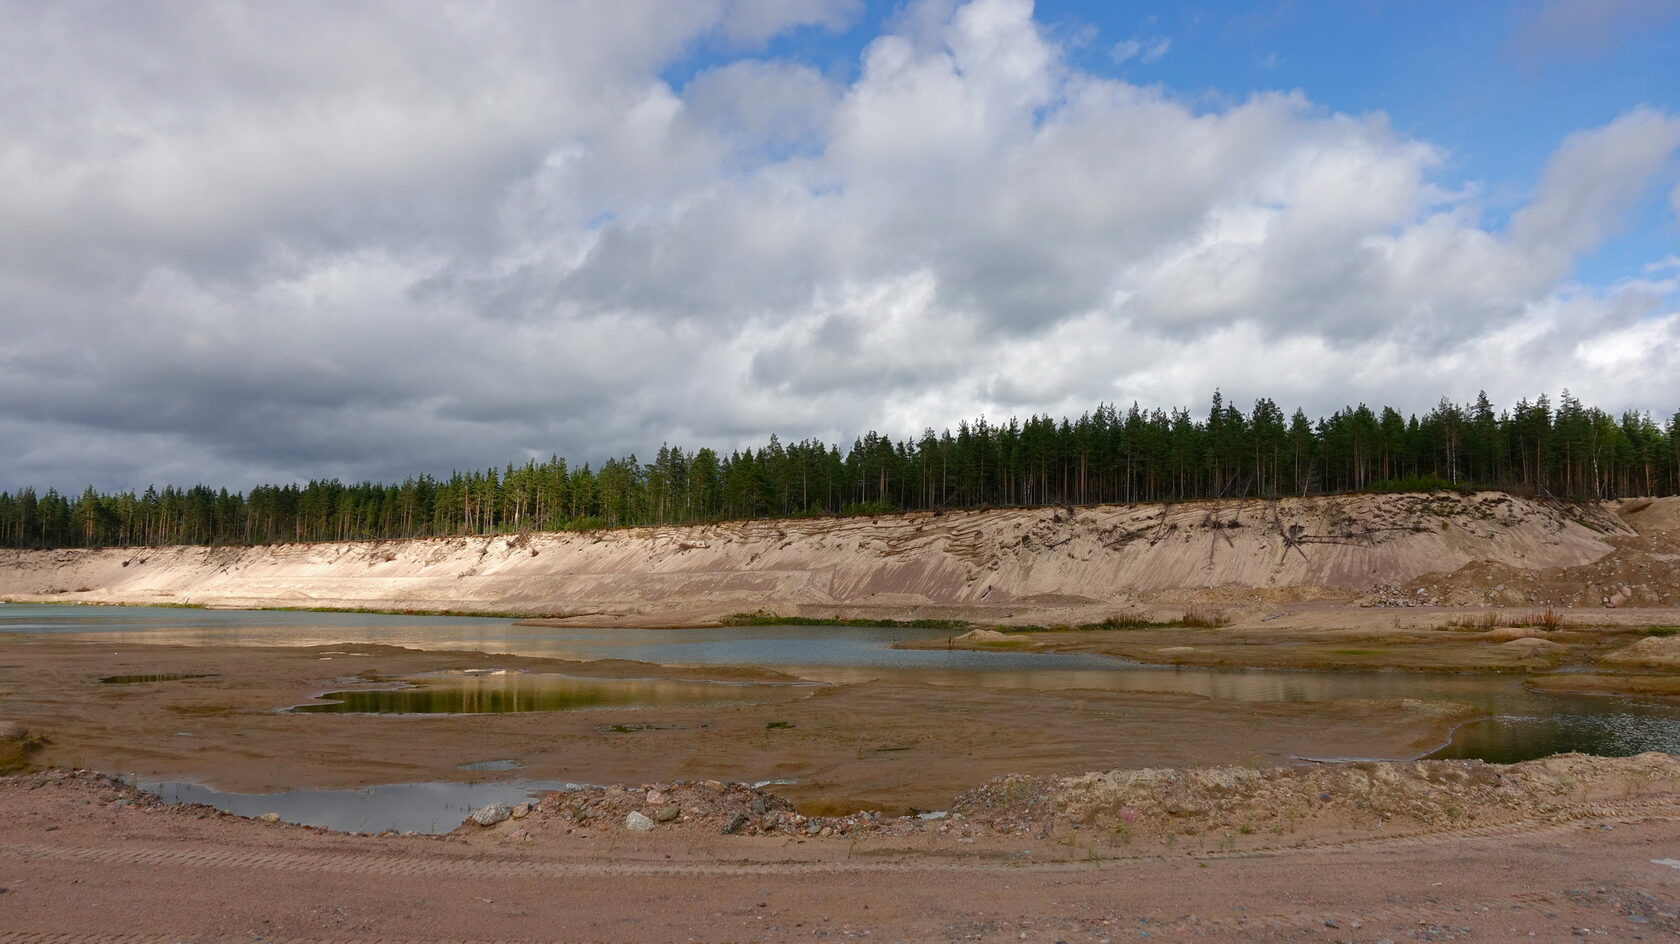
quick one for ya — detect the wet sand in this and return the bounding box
[902,602,1680,695]
[0,638,1471,813]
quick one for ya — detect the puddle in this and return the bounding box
[288,672,813,714]
[99,673,217,684]
[457,760,524,772]
[1426,709,1680,764]
[141,779,587,834]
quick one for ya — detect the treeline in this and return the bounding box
[2,391,1676,549]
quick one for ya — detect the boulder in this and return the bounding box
[470,804,511,827]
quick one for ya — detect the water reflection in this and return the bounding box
[1429,706,1680,764]
[142,778,585,833]
[291,672,813,714]
[99,673,217,684]
[9,604,1680,760]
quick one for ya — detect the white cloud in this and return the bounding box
[1111,36,1170,64]
[0,0,1677,491]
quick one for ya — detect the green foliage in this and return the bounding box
[1006,611,1230,633]
[719,611,968,630]
[3,390,1677,549]
[1365,474,1461,493]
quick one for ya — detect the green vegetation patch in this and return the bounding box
[1008,611,1231,633]
[720,611,967,630]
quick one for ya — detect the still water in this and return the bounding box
[6,603,1679,761]
[140,777,588,833]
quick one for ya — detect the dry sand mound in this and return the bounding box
[1600,635,1680,671]
[0,492,1627,622]
[1388,495,1680,609]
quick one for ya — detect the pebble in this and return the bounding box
[511,802,531,820]
[625,811,655,831]
[257,812,280,823]
[721,813,750,835]
[653,804,681,823]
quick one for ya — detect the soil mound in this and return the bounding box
[953,752,1680,848]
[1383,496,1680,609]
[1600,635,1680,671]
[0,492,1627,623]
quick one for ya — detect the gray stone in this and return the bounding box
[625,811,655,831]
[653,803,681,823]
[721,813,750,835]
[470,804,511,827]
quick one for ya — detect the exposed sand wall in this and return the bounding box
[0,492,1628,622]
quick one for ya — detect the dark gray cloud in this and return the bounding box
[2,0,1678,493]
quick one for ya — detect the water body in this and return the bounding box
[7,603,1679,760]
[142,778,586,834]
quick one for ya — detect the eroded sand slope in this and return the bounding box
[0,492,1631,623]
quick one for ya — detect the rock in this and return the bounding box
[0,721,28,740]
[257,812,281,823]
[470,804,511,827]
[749,797,767,815]
[645,789,667,805]
[721,813,750,835]
[511,802,531,819]
[702,780,724,793]
[624,811,655,831]
[653,803,681,823]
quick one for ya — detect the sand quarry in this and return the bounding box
[3,491,1680,941]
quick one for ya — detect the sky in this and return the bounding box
[2,0,1678,493]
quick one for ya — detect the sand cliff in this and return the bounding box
[0,492,1634,624]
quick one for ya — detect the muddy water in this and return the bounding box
[5,603,1679,762]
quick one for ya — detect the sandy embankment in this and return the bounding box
[0,491,1648,624]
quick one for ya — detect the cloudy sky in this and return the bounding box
[3,0,1679,492]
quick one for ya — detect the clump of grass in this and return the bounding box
[1512,607,1566,632]
[0,733,47,775]
[1007,610,1230,633]
[1641,626,1680,638]
[1438,610,1501,631]
[720,611,968,630]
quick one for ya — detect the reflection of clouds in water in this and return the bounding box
[144,779,586,834]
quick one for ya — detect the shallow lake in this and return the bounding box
[6,602,1679,761]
